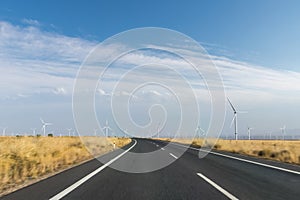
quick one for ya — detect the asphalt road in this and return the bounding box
[1,138,300,200]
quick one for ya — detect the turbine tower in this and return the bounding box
[280,125,286,140]
[94,128,97,136]
[157,122,161,138]
[31,128,36,136]
[40,118,52,136]
[247,127,253,140]
[2,127,7,137]
[227,98,247,140]
[67,128,72,137]
[102,120,112,137]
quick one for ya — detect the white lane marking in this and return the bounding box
[49,139,137,200]
[197,173,239,200]
[156,144,159,147]
[161,147,165,150]
[169,153,178,159]
[169,142,300,175]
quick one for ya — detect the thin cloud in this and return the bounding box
[53,87,67,95]
[1,20,300,105]
[21,18,41,26]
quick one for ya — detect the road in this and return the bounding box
[1,138,300,200]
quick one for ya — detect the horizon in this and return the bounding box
[0,1,300,139]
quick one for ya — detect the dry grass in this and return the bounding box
[159,138,300,165]
[0,136,131,195]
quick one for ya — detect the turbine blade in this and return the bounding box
[227,98,236,112]
[40,118,45,124]
[237,111,248,114]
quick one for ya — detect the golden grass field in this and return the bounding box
[160,138,300,165]
[0,136,131,195]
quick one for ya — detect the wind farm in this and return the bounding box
[40,118,52,136]
[1,1,300,199]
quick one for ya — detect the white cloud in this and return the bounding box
[1,20,300,134]
[97,89,111,96]
[0,21,98,99]
[21,18,40,26]
[149,90,162,96]
[53,87,67,95]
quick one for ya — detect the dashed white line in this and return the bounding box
[169,153,178,159]
[161,147,165,150]
[197,173,239,200]
[49,139,137,200]
[169,142,300,175]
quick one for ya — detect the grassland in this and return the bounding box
[160,138,300,165]
[0,136,131,195]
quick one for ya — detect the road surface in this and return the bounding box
[1,138,300,200]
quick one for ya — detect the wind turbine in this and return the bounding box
[93,128,97,136]
[227,98,247,140]
[280,125,286,140]
[31,128,36,136]
[157,122,161,138]
[102,120,112,137]
[247,127,253,140]
[195,126,205,139]
[67,128,72,137]
[2,127,7,136]
[40,118,52,136]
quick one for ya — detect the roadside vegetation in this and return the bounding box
[161,138,300,165]
[0,136,131,196]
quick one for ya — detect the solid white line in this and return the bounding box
[169,153,178,159]
[49,139,137,200]
[161,147,165,150]
[169,142,300,175]
[197,173,239,200]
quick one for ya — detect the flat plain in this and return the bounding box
[159,138,300,165]
[0,136,131,196]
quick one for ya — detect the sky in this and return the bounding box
[0,0,300,138]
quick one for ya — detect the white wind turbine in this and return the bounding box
[102,120,112,137]
[157,122,161,138]
[31,128,36,136]
[195,126,205,139]
[227,98,247,140]
[247,127,253,140]
[2,127,7,136]
[67,128,72,137]
[269,132,272,140]
[40,118,52,136]
[280,125,286,140]
[124,129,128,138]
[94,128,97,136]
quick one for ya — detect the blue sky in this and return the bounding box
[1,0,300,70]
[0,1,300,138]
